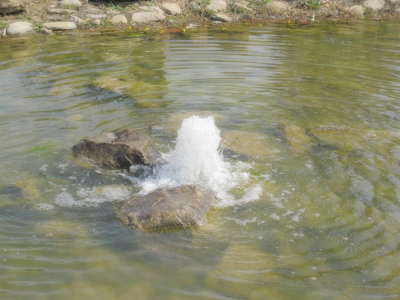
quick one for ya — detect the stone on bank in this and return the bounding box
[115,185,216,230]
[43,22,77,31]
[0,0,25,14]
[6,21,34,35]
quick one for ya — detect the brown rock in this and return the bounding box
[115,185,216,230]
[72,129,162,169]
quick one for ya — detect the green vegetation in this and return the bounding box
[303,0,322,9]
[0,22,7,30]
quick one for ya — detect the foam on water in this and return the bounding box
[128,116,262,207]
[55,186,131,208]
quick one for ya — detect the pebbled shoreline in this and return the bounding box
[1,0,400,36]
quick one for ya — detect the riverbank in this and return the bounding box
[0,0,399,36]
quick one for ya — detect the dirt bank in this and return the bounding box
[0,0,399,35]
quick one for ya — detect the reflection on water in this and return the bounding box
[1,20,400,299]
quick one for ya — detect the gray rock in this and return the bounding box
[211,13,233,22]
[363,0,384,11]
[92,19,101,25]
[348,5,364,16]
[58,0,82,8]
[85,14,107,20]
[161,3,183,15]
[131,10,165,23]
[112,14,128,24]
[207,0,227,11]
[264,1,289,14]
[115,185,216,229]
[6,21,34,36]
[0,0,24,14]
[72,129,162,169]
[43,22,77,31]
[47,8,77,14]
[389,0,400,4]
[70,15,86,24]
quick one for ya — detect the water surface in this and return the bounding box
[1,20,400,299]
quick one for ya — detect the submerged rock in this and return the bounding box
[277,123,313,155]
[72,129,162,169]
[115,185,216,230]
[221,130,279,161]
[308,125,400,152]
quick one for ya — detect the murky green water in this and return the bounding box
[1,20,400,299]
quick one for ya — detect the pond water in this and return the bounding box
[1,20,400,300]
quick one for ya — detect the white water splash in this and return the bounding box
[128,116,262,207]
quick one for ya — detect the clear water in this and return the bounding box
[1,20,400,299]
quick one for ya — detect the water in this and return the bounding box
[1,20,400,299]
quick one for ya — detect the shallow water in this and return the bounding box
[1,20,400,299]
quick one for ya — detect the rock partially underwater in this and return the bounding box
[72,129,161,169]
[115,185,216,230]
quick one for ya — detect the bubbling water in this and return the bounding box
[130,116,262,207]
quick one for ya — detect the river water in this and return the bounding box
[1,20,400,299]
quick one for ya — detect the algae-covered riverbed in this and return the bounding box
[1,20,400,299]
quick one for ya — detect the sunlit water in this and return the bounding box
[1,20,400,299]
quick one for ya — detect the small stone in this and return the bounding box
[115,185,216,230]
[92,19,101,25]
[131,11,165,23]
[6,21,34,36]
[348,5,364,16]
[0,0,25,14]
[40,28,54,35]
[84,7,102,14]
[211,13,233,22]
[85,14,107,20]
[232,2,254,12]
[70,15,86,24]
[264,1,289,14]
[58,0,82,8]
[363,0,384,11]
[43,22,77,31]
[112,14,128,24]
[207,0,227,12]
[161,3,183,15]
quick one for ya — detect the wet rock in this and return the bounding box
[115,185,216,230]
[207,0,227,12]
[363,0,384,11]
[348,5,364,16]
[264,1,289,14]
[58,0,82,8]
[112,14,128,24]
[72,129,162,169]
[0,0,25,14]
[211,13,233,22]
[43,21,77,31]
[277,123,312,155]
[132,7,165,23]
[6,21,33,35]
[161,3,183,15]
